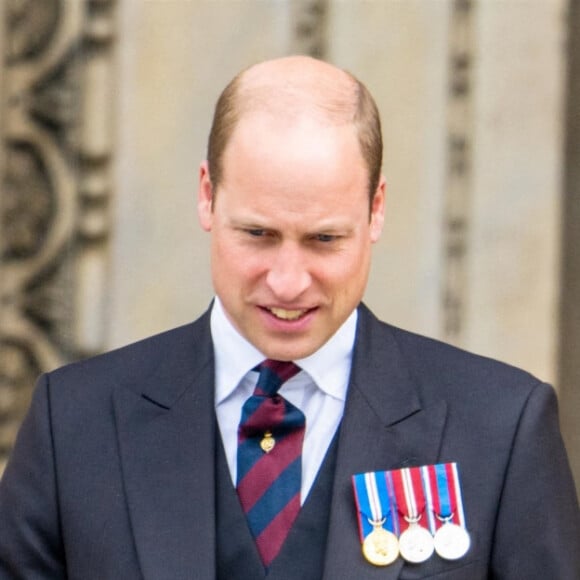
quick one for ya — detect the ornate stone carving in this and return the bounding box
[0,0,116,470]
[290,0,328,58]
[441,0,475,342]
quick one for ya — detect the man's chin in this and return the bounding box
[253,337,322,362]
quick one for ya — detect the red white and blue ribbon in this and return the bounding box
[352,471,398,541]
[390,467,428,530]
[424,462,467,529]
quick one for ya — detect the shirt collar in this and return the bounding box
[211,297,357,405]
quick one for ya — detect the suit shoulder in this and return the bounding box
[47,312,212,398]
[359,306,545,402]
[393,323,536,380]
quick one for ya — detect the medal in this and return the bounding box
[352,472,399,567]
[391,468,435,564]
[362,519,399,566]
[398,517,435,563]
[434,520,471,560]
[426,463,470,560]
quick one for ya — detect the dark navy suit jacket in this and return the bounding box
[0,304,579,579]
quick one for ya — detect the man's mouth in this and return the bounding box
[268,307,309,321]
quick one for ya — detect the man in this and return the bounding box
[0,56,578,579]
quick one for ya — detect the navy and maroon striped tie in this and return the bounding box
[236,360,305,568]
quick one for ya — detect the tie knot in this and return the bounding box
[254,359,300,396]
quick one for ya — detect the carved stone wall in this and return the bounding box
[441,0,475,343]
[0,0,116,470]
[290,0,328,58]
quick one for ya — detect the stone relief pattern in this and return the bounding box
[290,0,328,58]
[442,0,475,343]
[0,0,115,470]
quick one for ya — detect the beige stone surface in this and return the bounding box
[111,0,291,347]
[466,0,566,382]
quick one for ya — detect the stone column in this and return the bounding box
[559,0,580,495]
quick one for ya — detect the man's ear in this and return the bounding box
[198,161,214,232]
[370,176,386,243]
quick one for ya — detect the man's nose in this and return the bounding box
[265,245,312,301]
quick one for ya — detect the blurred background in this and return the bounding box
[0,0,578,494]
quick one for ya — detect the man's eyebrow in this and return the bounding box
[228,214,355,233]
[229,216,271,228]
[306,220,355,233]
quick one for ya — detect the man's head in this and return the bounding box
[198,56,386,360]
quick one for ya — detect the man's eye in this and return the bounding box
[315,234,337,243]
[247,229,266,237]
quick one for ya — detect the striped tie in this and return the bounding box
[236,359,305,568]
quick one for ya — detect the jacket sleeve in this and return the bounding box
[491,381,580,579]
[0,374,67,579]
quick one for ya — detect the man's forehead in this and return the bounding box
[222,112,362,177]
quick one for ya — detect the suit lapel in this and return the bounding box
[323,305,447,580]
[114,311,217,580]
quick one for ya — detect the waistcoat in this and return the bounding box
[215,431,339,580]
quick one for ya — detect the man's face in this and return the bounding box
[198,113,385,361]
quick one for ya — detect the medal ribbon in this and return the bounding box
[352,472,396,542]
[385,470,401,537]
[391,467,428,533]
[420,466,437,534]
[426,462,467,529]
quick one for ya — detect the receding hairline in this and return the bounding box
[233,56,360,127]
[207,56,383,202]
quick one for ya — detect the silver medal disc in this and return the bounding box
[398,524,435,563]
[434,523,471,560]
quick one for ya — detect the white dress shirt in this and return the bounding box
[211,297,356,503]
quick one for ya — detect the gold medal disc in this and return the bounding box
[362,527,399,566]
